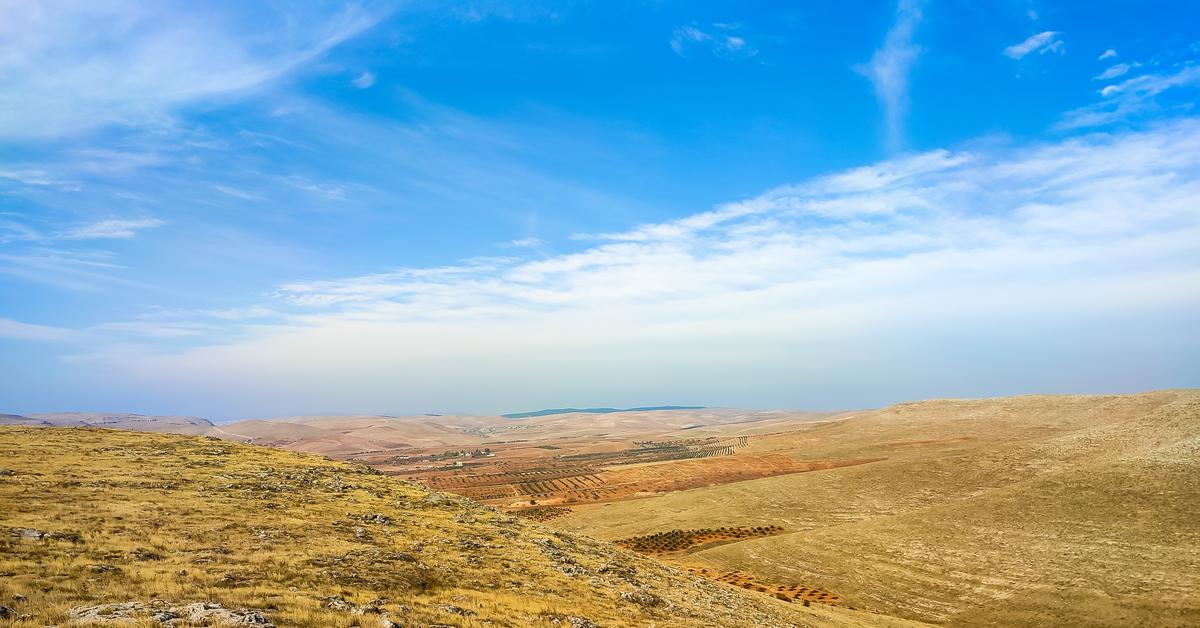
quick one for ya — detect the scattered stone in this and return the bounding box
[620,589,662,608]
[177,602,274,627]
[597,562,637,583]
[69,601,275,626]
[69,601,149,623]
[567,616,601,628]
[321,596,354,612]
[9,527,84,543]
[0,605,12,620]
[437,604,475,616]
[132,548,165,561]
[0,468,14,476]
[215,572,246,587]
[11,594,27,602]
[349,512,393,525]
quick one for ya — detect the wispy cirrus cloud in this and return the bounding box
[1060,63,1200,129]
[0,247,141,292]
[1095,63,1134,81]
[60,218,165,241]
[1003,31,1064,60]
[856,0,924,151]
[1,217,164,243]
[507,237,545,248]
[670,24,759,61]
[0,1,386,140]
[73,120,1200,414]
[351,71,376,89]
[0,318,80,342]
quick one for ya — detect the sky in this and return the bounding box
[1,0,1198,419]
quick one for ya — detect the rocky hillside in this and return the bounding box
[0,427,923,627]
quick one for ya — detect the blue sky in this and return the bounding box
[1,0,1198,418]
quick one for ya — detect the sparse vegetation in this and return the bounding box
[0,427,913,627]
[616,526,786,554]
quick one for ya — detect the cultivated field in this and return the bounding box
[553,390,1200,627]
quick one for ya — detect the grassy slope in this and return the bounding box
[0,427,926,627]
[554,391,1200,627]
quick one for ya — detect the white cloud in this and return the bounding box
[1003,31,1065,60]
[1099,49,1118,61]
[352,71,376,89]
[0,168,73,187]
[83,121,1200,414]
[670,24,759,61]
[0,1,385,139]
[60,218,165,240]
[1060,64,1200,129]
[0,318,79,342]
[94,320,218,339]
[0,247,133,292]
[856,0,924,151]
[1095,63,1132,81]
[214,185,265,202]
[507,237,545,248]
[283,176,347,200]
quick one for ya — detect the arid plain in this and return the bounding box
[3,390,1197,626]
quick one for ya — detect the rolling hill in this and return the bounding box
[0,426,923,627]
[501,406,706,419]
[552,390,1200,627]
[23,413,215,434]
[5,392,1197,626]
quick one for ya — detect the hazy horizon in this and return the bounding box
[2,1,1197,419]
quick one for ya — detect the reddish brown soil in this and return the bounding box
[687,567,844,606]
[397,453,881,508]
[360,428,881,511]
[615,526,785,554]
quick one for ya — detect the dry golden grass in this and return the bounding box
[0,427,926,627]
[555,391,1200,627]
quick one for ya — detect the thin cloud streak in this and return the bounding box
[0,1,386,139]
[670,24,759,61]
[352,71,376,89]
[60,218,165,241]
[1059,64,1200,129]
[857,0,924,152]
[1003,31,1065,60]
[0,318,80,342]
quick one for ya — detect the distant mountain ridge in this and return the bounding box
[501,405,706,419]
[1,412,214,434]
